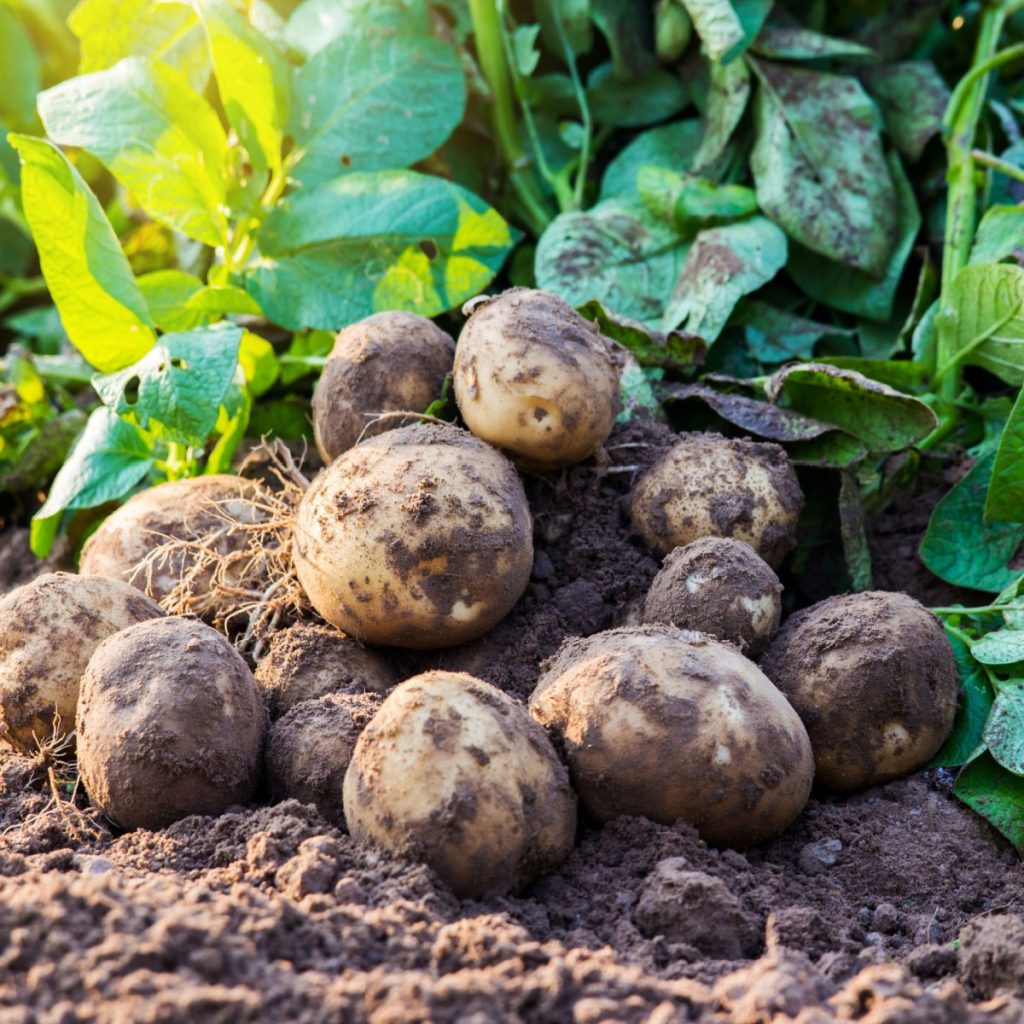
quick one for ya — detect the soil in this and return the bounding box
[1,421,1022,1022]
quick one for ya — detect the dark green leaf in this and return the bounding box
[0,408,87,493]
[751,23,875,61]
[587,63,689,127]
[859,61,949,163]
[733,301,854,364]
[692,55,750,172]
[591,0,656,79]
[537,0,592,59]
[599,119,703,201]
[248,397,313,440]
[970,206,1024,267]
[986,386,1024,523]
[838,468,873,591]
[932,629,995,768]
[0,217,33,277]
[850,0,948,62]
[955,752,1024,851]
[577,299,705,369]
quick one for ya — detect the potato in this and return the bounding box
[530,625,814,846]
[265,691,382,825]
[643,537,782,656]
[312,311,455,463]
[761,591,959,792]
[293,423,533,649]
[343,671,576,898]
[629,432,803,567]
[77,617,265,830]
[453,288,620,468]
[0,573,164,753]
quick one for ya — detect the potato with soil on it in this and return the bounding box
[0,573,165,753]
[343,671,577,899]
[629,432,803,568]
[265,691,382,825]
[293,423,533,649]
[643,537,782,656]
[530,625,814,847]
[761,591,959,793]
[453,288,621,469]
[77,616,265,831]
[312,311,456,463]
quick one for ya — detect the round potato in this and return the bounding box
[0,573,164,753]
[761,591,959,792]
[312,311,455,463]
[293,423,533,649]
[77,617,265,830]
[643,537,782,656]
[453,288,620,468]
[530,625,814,846]
[343,671,577,898]
[629,432,803,567]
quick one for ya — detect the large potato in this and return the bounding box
[629,432,803,567]
[453,288,620,468]
[761,591,959,792]
[0,573,164,752]
[530,625,814,846]
[293,423,533,649]
[77,616,265,830]
[312,311,455,463]
[343,671,577,898]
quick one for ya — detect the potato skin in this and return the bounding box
[453,288,620,468]
[761,591,959,793]
[0,573,164,753]
[293,423,533,649]
[343,671,577,898]
[77,617,266,830]
[530,625,814,847]
[312,311,455,463]
[629,432,803,567]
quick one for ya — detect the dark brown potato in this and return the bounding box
[77,617,266,830]
[643,537,782,656]
[312,311,455,463]
[761,591,959,793]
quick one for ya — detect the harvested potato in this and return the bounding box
[312,311,455,463]
[629,432,803,567]
[761,591,958,792]
[453,288,620,468]
[530,625,814,846]
[265,691,382,825]
[643,537,782,655]
[293,423,533,649]
[77,617,265,830]
[0,573,164,753]
[343,671,576,898]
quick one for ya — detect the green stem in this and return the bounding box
[933,601,1024,615]
[972,147,1024,185]
[549,0,593,209]
[227,157,295,272]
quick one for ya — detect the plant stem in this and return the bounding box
[972,148,1024,185]
[550,0,593,209]
[227,158,294,272]
[933,601,1024,615]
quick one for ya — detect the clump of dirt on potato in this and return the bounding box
[76,616,266,831]
[643,537,782,656]
[312,311,455,463]
[453,288,621,469]
[0,573,164,753]
[294,423,533,649]
[761,591,959,793]
[530,624,814,846]
[343,671,577,899]
[265,691,382,825]
[630,432,803,567]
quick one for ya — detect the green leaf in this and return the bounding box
[284,0,430,59]
[248,397,313,440]
[577,299,706,370]
[0,5,41,128]
[955,753,1024,851]
[751,24,875,61]
[537,0,591,59]
[749,58,897,278]
[9,135,156,373]
[248,171,514,330]
[587,63,689,128]
[591,0,656,80]
[986,386,1024,523]
[838,468,873,592]
[38,58,230,247]
[680,0,767,63]
[817,356,930,393]
[640,168,758,233]
[972,631,1024,668]
[859,61,949,163]
[617,360,664,424]
[932,629,995,768]
[970,206,1024,267]
[599,120,704,201]
[733,301,854,365]
[137,270,262,332]
[238,330,279,397]
[512,24,542,77]
[692,55,750,173]
[280,329,333,385]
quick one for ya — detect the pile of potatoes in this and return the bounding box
[0,288,961,901]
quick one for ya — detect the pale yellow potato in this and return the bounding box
[530,625,814,847]
[629,433,803,567]
[761,591,959,792]
[453,288,620,468]
[312,311,455,463]
[343,671,577,898]
[0,573,164,753]
[293,423,532,649]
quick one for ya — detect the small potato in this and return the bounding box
[453,288,620,468]
[312,311,455,463]
[643,537,781,656]
[629,432,803,567]
[343,671,576,898]
[0,573,164,752]
[293,423,533,649]
[77,617,265,830]
[530,625,814,847]
[761,591,959,792]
